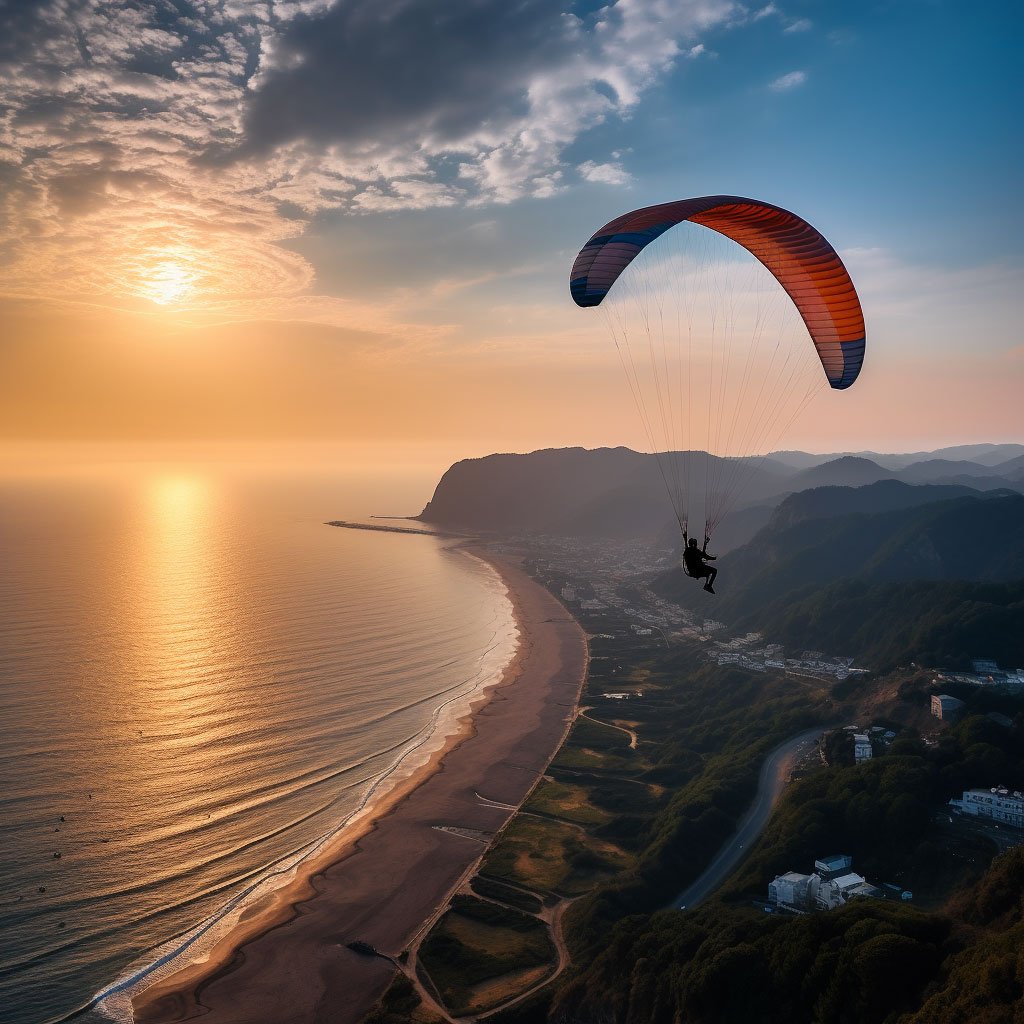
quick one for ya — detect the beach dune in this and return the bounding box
[133,548,587,1024]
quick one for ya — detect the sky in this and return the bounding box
[1,0,1021,464]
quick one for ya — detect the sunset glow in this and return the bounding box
[0,1,1018,453]
[0,6,1021,1024]
[135,260,197,307]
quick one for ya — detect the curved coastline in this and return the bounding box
[80,627,512,1024]
[124,544,587,1024]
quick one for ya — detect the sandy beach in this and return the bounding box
[131,546,587,1024]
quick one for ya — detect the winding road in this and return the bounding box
[409,725,825,1019]
[672,726,823,910]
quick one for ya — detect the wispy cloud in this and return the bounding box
[769,70,807,91]
[842,246,1020,354]
[578,160,633,186]
[746,5,812,34]
[0,0,740,319]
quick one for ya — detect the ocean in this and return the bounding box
[0,460,517,1024]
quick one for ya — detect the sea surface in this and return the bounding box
[0,460,517,1024]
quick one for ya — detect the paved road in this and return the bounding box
[672,727,823,910]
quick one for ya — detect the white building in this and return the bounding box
[560,585,576,602]
[768,871,819,911]
[816,872,879,909]
[814,854,853,879]
[769,856,883,913]
[950,787,1024,829]
[853,734,873,762]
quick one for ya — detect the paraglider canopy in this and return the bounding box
[569,195,866,539]
[570,195,865,390]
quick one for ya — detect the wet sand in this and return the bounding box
[132,547,587,1024]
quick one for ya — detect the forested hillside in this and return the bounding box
[548,712,1024,1024]
[742,579,1024,671]
[656,492,1024,668]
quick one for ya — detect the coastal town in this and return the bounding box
[508,534,1024,699]
[494,533,1024,946]
[512,535,868,682]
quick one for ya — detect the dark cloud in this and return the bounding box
[243,0,577,152]
[0,0,734,316]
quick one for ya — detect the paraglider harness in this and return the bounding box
[681,523,712,578]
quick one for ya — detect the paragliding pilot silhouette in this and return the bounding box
[682,527,717,594]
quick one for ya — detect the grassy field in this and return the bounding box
[480,813,633,896]
[522,776,614,827]
[374,611,830,1023]
[417,896,556,1015]
[470,875,544,914]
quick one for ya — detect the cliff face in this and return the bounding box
[418,447,794,539]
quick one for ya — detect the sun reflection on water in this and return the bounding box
[119,473,231,806]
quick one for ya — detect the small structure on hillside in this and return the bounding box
[814,854,853,879]
[853,733,873,762]
[767,871,818,912]
[950,787,1024,829]
[769,855,889,913]
[931,694,965,720]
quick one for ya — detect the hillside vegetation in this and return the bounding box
[744,578,1024,671]
[656,491,1024,669]
[550,709,1024,1024]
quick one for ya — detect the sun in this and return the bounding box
[141,260,195,306]
[125,247,205,307]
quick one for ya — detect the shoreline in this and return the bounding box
[129,544,588,1024]
[91,601,512,1022]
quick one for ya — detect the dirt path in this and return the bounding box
[471,898,574,1021]
[578,709,638,750]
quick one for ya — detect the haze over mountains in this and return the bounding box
[419,443,1024,544]
[421,443,1024,671]
[770,443,1024,471]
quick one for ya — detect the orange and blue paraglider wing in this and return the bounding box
[569,195,865,389]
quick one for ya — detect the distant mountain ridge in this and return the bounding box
[419,444,1022,542]
[787,456,894,490]
[768,479,1011,530]
[769,443,1024,470]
